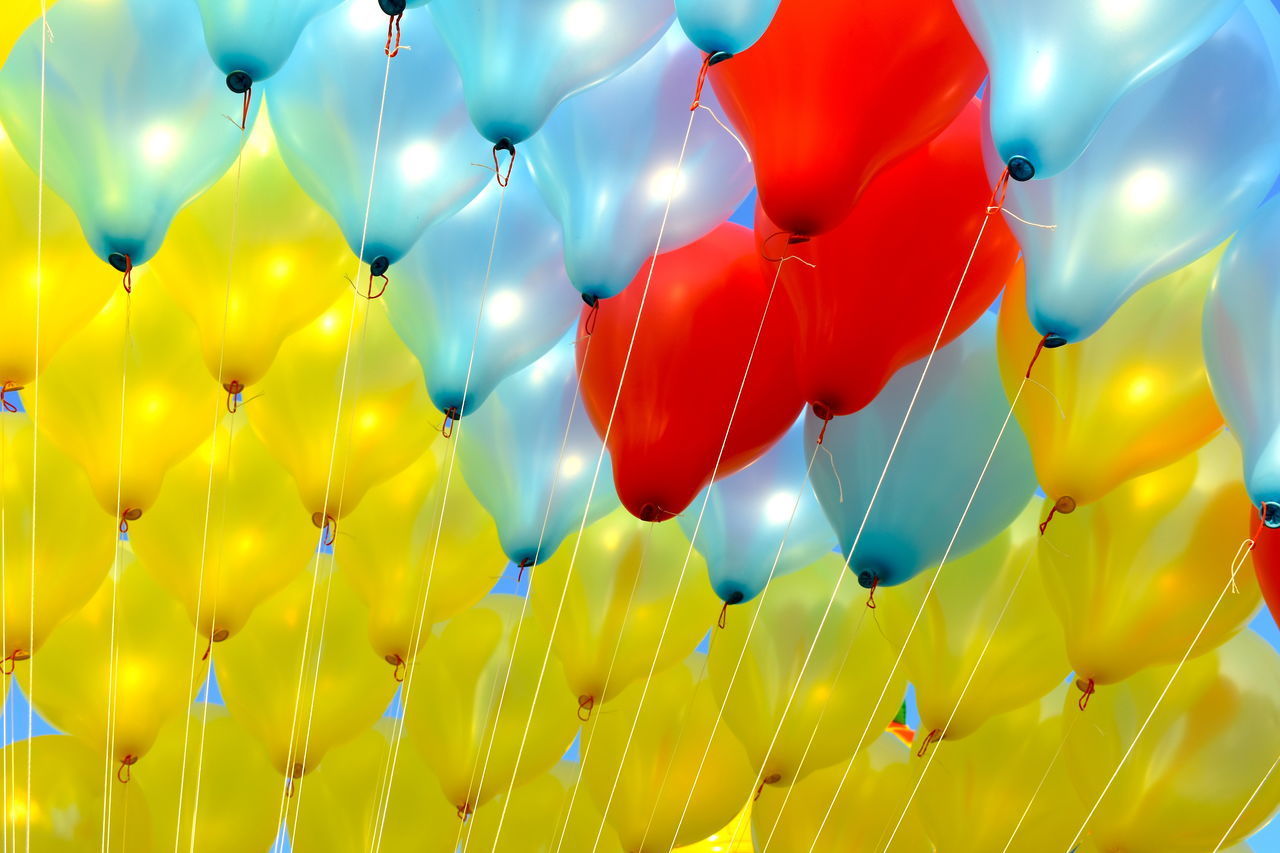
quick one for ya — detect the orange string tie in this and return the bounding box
[516,558,533,583]
[239,87,252,132]
[224,380,244,414]
[865,575,879,610]
[384,653,406,683]
[0,382,21,413]
[441,406,459,439]
[312,512,337,547]
[752,779,767,802]
[365,272,390,299]
[1248,512,1269,552]
[717,601,729,630]
[1039,496,1076,536]
[916,728,942,758]
[117,754,137,784]
[385,12,403,57]
[200,636,214,662]
[1076,677,1095,711]
[577,694,595,722]
[118,507,142,535]
[582,294,601,337]
[492,139,516,187]
[987,166,1012,215]
[690,50,731,111]
[109,253,134,293]
[0,650,24,676]
[456,803,474,821]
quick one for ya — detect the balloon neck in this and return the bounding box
[1076,677,1096,711]
[1039,496,1076,536]
[117,754,137,784]
[119,507,142,535]
[637,503,675,523]
[385,653,406,683]
[691,51,733,110]
[1262,502,1280,529]
[211,629,230,643]
[441,407,460,439]
[1042,334,1068,348]
[456,802,474,821]
[378,0,406,14]
[516,558,533,582]
[369,256,391,278]
[856,570,879,590]
[107,253,134,293]
[311,512,337,547]
[1006,155,1035,182]
[225,71,252,94]
[577,695,595,722]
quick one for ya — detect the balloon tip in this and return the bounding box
[856,570,878,590]
[225,71,252,95]
[211,628,230,643]
[107,252,130,273]
[1042,334,1068,349]
[378,0,406,14]
[708,51,734,66]
[726,591,744,605]
[369,256,391,278]
[1262,502,1280,529]
[1007,156,1035,182]
[581,293,600,308]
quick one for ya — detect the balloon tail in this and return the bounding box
[753,780,766,802]
[117,754,137,784]
[915,728,941,758]
[235,86,251,132]
[385,12,403,58]
[1076,677,1095,711]
[223,380,244,414]
[200,637,213,661]
[752,774,780,802]
[117,254,134,293]
[1038,496,1076,536]
[118,507,142,535]
[516,558,532,583]
[492,140,516,188]
[577,695,595,722]
[285,777,295,799]
[814,409,832,446]
[0,382,22,412]
[717,601,729,629]
[311,512,337,547]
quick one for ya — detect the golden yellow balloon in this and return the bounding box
[679,804,753,853]
[997,250,1224,508]
[407,594,579,816]
[462,762,621,853]
[708,554,905,789]
[130,419,314,643]
[1040,430,1259,690]
[877,500,1070,742]
[1065,630,1280,853]
[531,507,717,717]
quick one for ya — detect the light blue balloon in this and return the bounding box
[805,314,1036,589]
[385,163,581,419]
[957,0,1241,180]
[194,0,343,84]
[429,0,674,144]
[0,0,256,267]
[680,416,835,607]
[988,0,1280,345]
[267,2,489,268]
[674,0,779,56]
[524,25,753,301]
[458,330,619,566]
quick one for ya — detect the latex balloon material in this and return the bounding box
[675,0,779,55]
[0,0,255,266]
[459,330,619,567]
[958,0,1242,178]
[0,1,57,63]
[524,25,753,301]
[709,0,984,236]
[763,99,1019,418]
[463,762,621,853]
[268,2,488,265]
[429,0,673,144]
[129,420,315,642]
[1065,630,1280,853]
[386,163,579,417]
[215,568,397,778]
[194,0,342,83]
[708,554,906,787]
[680,415,835,606]
[999,252,1226,508]
[988,0,1280,343]
[530,507,717,711]
[1040,431,1260,687]
[806,314,1037,588]
[577,223,802,522]
[876,501,1069,742]
[1253,523,1280,629]
[407,594,579,814]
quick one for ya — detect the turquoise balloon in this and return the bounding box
[458,330,619,566]
[805,313,1036,589]
[524,25,753,300]
[680,416,835,607]
[0,0,255,267]
[384,163,580,419]
[988,0,1280,344]
[429,0,674,144]
[194,0,342,84]
[267,1,488,267]
[674,0,779,56]
[957,0,1242,179]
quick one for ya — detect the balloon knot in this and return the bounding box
[492,139,516,188]
[224,380,244,414]
[118,507,142,534]
[117,754,137,784]
[583,295,601,337]
[386,653,406,682]
[108,253,134,294]
[201,637,213,661]
[1038,496,1075,536]
[761,231,809,264]
[456,802,474,821]
[385,12,403,57]
[916,728,941,758]
[866,576,879,609]
[1076,677,1095,711]
[285,777,295,798]
[441,407,459,439]
[815,410,833,446]
[577,695,595,722]
[0,649,26,675]
[987,166,1012,215]
[690,50,733,110]
[0,382,21,413]
[311,512,337,547]
[516,558,533,583]
[717,601,729,630]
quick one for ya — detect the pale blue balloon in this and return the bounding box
[524,25,753,300]
[429,0,674,144]
[267,1,489,268]
[680,416,835,606]
[988,0,1280,344]
[675,0,779,56]
[805,313,1036,589]
[0,0,256,267]
[957,0,1241,180]
[194,0,343,84]
[458,331,619,566]
[385,163,581,419]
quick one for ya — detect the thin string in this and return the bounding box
[1,414,10,853]
[1210,749,1280,852]
[998,706,1086,853]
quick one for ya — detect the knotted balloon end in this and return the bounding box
[117,754,137,784]
[0,649,28,676]
[516,558,533,583]
[577,694,595,722]
[753,773,782,801]
[223,380,244,414]
[441,406,460,439]
[492,139,516,187]
[456,802,474,821]
[690,51,732,111]
[1038,496,1075,536]
[118,507,142,534]
[864,574,879,609]
[916,728,942,758]
[385,653,406,683]
[108,253,133,293]
[1025,332,1065,380]
[582,293,601,336]
[717,601,729,630]
[1007,155,1035,182]
[0,382,22,413]
[813,405,834,445]
[1261,502,1280,531]
[311,512,337,547]
[384,6,404,58]
[225,72,252,131]
[1076,677,1095,711]
[761,231,809,263]
[366,256,391,299]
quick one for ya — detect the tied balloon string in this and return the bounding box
[492,140,516,188]
[311,512,336,547]
[224,380,244,414]
[865,576,879,610]
[1039,496,1076,536]
[456,803,474,822]
[987,166,1012,214]
[237,87,252,132]
[118,507,141,535]
[751,774,779,803]
[1025,333,1053,380]
[385,12,403,58]
[577,695,595,723]
[1234,515,1269,593]
[915,728,941,758]
[366,271,389,299]
[0,382,21,413]
[1077,677,1095,711]
[119,254,133,294]
[515,558,533,583]
[583,296,601,337]
[760,231,814,266]
[689,50,731,111]
[0,649,26,676]
[717,601,729,630]
[441,406,459,439]
[117,755,137,784]
[388,654,406,683]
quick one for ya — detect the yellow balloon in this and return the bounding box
[578,653,753,853]
[1065,630,1280,853]
[340,446,501,672]
[1040,430,1260,690]
[246,289,434,527]
[678,804,753,853]
[214,566,396,780]
[530,507,718,717]
[997,250,1224,508]
[130,419,314,643]
[407,594,579,816]
[1,411,115,661]
[20,550,206,771]
[708,554,905,789]
[876,500,1070,741]
[462,762,621,853]
[752,733,931,853]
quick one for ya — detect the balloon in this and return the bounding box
[577,223,802,522]
[1064,630,1280,853]
[708,0,984,236]
[458,330,619,567]
[268,2,488,267]
[988,0,1280,344]
[806,313,1037,588]
[957,0,1242,179]
[429,0,673,144]
[1040,432,1260,690]
[385,163,579,418]
[999,251,1225,509]
[0,0,255,267]
[0,1,56,63]
[524,25,753,301]
[530,507,717,715]
[1253,523,1280,628]
[194,0,342,85]
[463,762,621,853]
[680,415,835,606]
[708,554,906,789]
[762,99,1019,419]
[876,501,1069,742]
[128,419,315,644]
[675,0,779,56]
[407,594,579,815]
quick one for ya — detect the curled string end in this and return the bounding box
[0,382,21,413]
[717,601,729,630]
[916,728,941,758]
[1077,677,1095,711]
[577,695,594,723]
[117,755,137,784]
[390,654,406,683]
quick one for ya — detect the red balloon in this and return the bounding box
[757,99,1020,420]
[577,224,802,523]
[709,0,986,237]
[1251,518,1280,629]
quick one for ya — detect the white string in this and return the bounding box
[695,104,751,163]
[998,708,1084,853]
[1,414,10,853]
[1210,749,1280,852]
